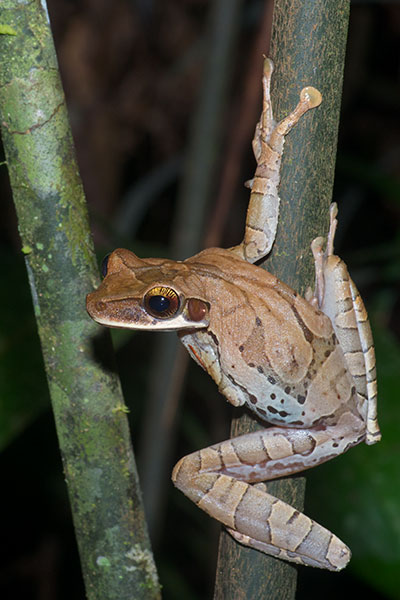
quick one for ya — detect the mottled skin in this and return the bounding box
[86,58,380,571]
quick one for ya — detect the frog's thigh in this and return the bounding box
[203,414,363,483]
[171,418,365,498]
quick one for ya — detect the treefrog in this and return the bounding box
[86,58,380,571]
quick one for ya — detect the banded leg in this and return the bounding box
[172,418,364,571]
[229,57,322,263]
[310,203,381,444]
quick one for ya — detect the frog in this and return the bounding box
[86,57,380,571]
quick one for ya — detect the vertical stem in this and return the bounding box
[0,2,160,598]
[214,1,350,597]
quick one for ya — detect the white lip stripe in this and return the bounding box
[92,314,208,331]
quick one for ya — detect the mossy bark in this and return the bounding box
[0,2,160,598]
[214,0,350,598]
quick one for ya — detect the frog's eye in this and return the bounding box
[144,287,180,319]
[101,253,111,278]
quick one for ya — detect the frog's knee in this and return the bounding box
[171,452,200,487]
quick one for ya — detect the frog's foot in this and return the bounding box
[273,85,322,141]
[251,56,275,162]
[309,235,325,309]
[305,285,318,308]
[309,202,339,310]
[252,57,322,160]
[326,202,338,257]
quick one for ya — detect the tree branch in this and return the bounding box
[0,2,160,598]
[214,0,350,597]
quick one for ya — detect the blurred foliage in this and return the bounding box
[0,1,399,599]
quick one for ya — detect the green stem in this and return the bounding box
[0,2,160,598]
[214,0,350,597]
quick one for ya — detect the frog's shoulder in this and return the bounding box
[185,247,278,284]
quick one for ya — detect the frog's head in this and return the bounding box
[86,248,210,332]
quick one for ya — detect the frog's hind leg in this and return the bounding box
[171,420,364,571]
[309,203,380,444]
[173,466,350,571]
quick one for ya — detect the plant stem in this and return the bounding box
[0,2,160,598]
[214,0,350,597]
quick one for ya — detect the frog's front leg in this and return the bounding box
[172,419,364,571]
[308,203,381,445]
[229,57,322,263]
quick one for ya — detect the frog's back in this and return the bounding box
[184,247,360,428]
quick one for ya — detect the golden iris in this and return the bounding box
[144,287,180,319]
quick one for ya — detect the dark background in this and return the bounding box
[0,1,399,598]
